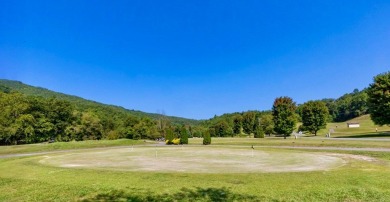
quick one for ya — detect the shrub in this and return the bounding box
[203,130,211,145]
[254,127,265,138]
[106,131,120,140]
[165,128,174,145]
[180,126,188,144]
[172,138,181,145]
[132,133,141,140]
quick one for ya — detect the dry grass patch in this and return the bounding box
[39,146,346,173]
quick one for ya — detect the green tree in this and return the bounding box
[45,98,74,141]
[272,96,297,139]
[301,101,329,136]
[0,92,31,144]
[80,112,103,140]
[208,127,216,137]
[350,90,368,117]
[213,120,232,137]
[295,104,303,122]
[180,126,188,144]
[253,117,264,138]
[332,89,369,122]
[321,98,338,122]
[242,112,256,135]
[133,122,147,140]
[165,127,174,144]
[367,71,390,125]
[203,130,211,145]
[134,117,159,139]
[254,128,264,138]
[260,114,274,136]
[232,115,243,135]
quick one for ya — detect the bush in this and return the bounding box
[132,133,141,140]
[180,126,188,144]
[254,128,265,138]
[172,138,181,145]
[203,130,211,145]
[165,128,175,145]
[106,131,120,140]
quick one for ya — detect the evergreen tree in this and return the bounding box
[253,115,264,138]
[203,130,211,145]
[242,112,256,135]
[180,126,188,144]
[165,127,175,145]
[232,115,243,135]
[260,114,274,136]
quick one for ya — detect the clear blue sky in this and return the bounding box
[1,0,389,119]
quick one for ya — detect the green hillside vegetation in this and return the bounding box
[203,89,370,138]
[0,79,200,126]
[0,79,202,145]
[0,74,388,145]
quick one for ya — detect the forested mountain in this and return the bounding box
[0,79,200,125]
[0,79,201,145]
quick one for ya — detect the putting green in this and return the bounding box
[38,146,345,173]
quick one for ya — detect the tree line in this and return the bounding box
[0,90,197,145]
[1,71,389,145]
[201,89,368,138]
[201,72,389,138]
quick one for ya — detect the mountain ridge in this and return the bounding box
[0,79,201,125]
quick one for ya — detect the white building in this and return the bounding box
[347,123,360,128]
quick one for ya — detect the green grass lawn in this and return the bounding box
[0,139,149,155]
[1,115,390,201]
[190,137,390,149]
[1,138,390,201]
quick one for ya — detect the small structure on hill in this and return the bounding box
[347,122,360,128]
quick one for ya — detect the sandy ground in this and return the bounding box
[37,146,351,173]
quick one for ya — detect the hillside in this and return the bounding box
[318,114,390,138]
[0,79,200,126]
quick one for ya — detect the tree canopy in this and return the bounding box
[272,96,297,138]
[367,71,390,125]
[301,100,329,136]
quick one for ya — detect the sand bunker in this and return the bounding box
[39,146,346,173]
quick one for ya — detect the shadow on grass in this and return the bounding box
[334,131,390,138]
[80,187,261,202]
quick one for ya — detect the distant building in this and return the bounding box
[347,123,360,128]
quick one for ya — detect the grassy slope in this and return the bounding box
[0,79,200,126]
[318,114,390,138]
[189,137,390,149]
